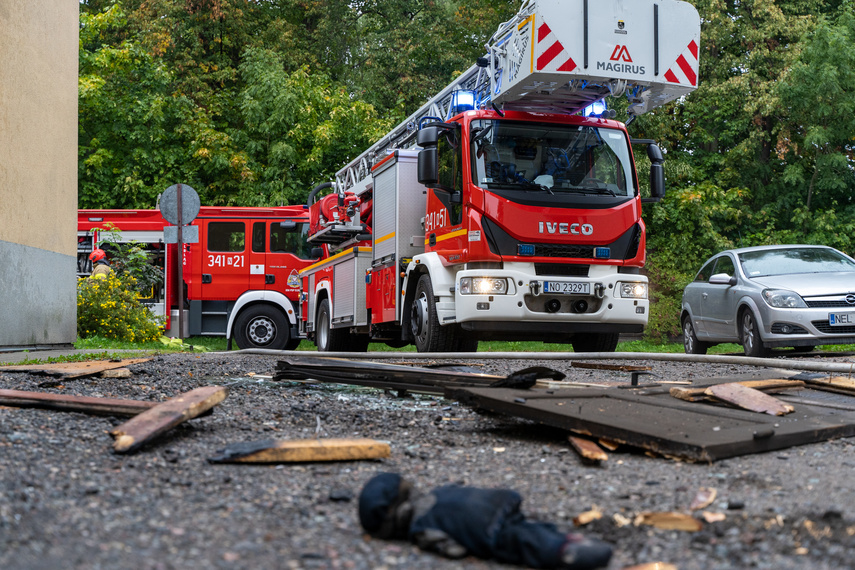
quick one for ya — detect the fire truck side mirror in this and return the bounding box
[417,126,439,147]
[643,143,665,202]
[311,247,324,259]
[418,147,439,186]
[647,143,664,164]
[279,221,298,231]
[648,163,665,201]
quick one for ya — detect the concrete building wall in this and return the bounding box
[0,1,78,348]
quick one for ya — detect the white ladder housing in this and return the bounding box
[335,0,700,195]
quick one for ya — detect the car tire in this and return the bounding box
[572,332,619,353]
[316,298,369,352]
[233,305,290,350]
[682,316,709,355]
[741,310,770,358]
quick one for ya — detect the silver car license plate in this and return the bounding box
[543,281,590,295]
[829,312,855,326]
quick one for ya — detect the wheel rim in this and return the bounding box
[248,316,275,345]
[411,293,428,343]
[317,306,330,349]
[683,320,694,352]
[743,313,756,351]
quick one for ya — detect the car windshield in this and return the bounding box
[470,119,634,197]
[738,247,855,277]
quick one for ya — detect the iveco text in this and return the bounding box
[538,222,594,235]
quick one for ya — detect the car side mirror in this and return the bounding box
[709,273,737,286]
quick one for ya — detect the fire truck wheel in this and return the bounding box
[234,305,290,350]
[571,332,619,353]
[451,329,479,352]
[411,274,454,352]
[316,298,368,352]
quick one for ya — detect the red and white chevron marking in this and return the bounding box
[536,22,577,72]
[664,40,698,86]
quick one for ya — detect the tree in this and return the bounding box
[778,2,855,212]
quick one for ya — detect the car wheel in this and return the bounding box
[572,332,619,353]
[233,305,290,350]
[741,310,770,357]
[682,316,709,355]
[316,298,369,352]
[410,274,454,352]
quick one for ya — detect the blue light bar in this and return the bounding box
[582,100,608,117]
[594,247,611,259]
[448,90,477,118]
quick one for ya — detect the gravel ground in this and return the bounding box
[2,351,855,570]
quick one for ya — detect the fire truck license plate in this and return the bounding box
[829,312,855,326]
[543,281,590,295]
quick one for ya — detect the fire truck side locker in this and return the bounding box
[368,150,426,325]
[303,247,372,334]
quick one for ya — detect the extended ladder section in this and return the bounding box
[334,0,700,195]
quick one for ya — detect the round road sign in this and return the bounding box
[160,184,201,225]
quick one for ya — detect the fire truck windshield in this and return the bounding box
[470,119,635,199]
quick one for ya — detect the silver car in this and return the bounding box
[681,245,855,356]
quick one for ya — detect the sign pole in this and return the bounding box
[176,183,184,339]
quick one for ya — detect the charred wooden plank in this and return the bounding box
[110,386,228,453]
[670,379,804,402]
[274,357,564,391]
[704,383,794,416]
[448,385,855,462]
[208,438,390,463]
[0,388,156,417]
[567,435,608,462]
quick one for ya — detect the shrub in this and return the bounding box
[77,273,164,342]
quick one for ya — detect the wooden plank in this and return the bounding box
[448,385,855,462]
[670,379,804,402]
[705,383,794,416]
[634,511,703,531]
[571,361,652,372]
[0,358,150,379]
[208,438,391,463]
[0,388,156,417]
[110,386,228,453]
[804,376,855,395]
[567,435,608,462]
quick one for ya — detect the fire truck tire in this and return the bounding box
[233,305,291,350]
[571,332,619,353]
[451,327,479,352]
[411,274,454,352]
[316,298,370,352]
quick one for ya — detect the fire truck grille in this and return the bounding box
[534,244,596,258]
[535,263,590,277]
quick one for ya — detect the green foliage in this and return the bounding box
[77,273,164,342]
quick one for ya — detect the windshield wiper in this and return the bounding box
[567,185,617,197]
[519,181,554,195]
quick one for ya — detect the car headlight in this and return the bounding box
[619,282,648,299]
[459,277,509,295]
[762,289,807,308]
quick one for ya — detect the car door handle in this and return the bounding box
[265,274,275,284]
[702,293,708,299]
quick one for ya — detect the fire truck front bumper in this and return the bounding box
[450,266,648,334]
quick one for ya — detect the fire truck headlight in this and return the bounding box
[459,277,509,295]
[619,282,648,299]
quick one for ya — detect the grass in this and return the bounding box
[0,335,848,366]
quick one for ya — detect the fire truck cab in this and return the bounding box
[78,206,318,349]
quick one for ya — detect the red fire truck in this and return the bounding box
[78,205,318,349]
[299,0,701,352]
